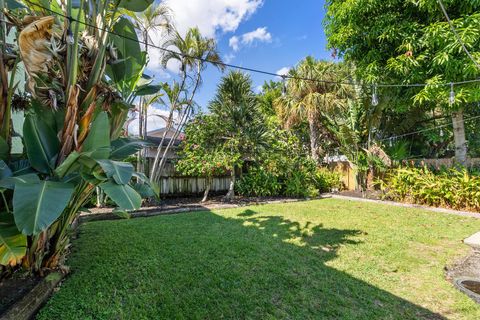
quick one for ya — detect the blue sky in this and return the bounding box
[137,0,332,133]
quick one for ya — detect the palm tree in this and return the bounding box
[150,27,224,182]
[209,71,269,199]
[274,57,351,163]
[127,3,172,174]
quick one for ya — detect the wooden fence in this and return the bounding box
[158,176,231,196]
[147,160,231,196]
[411,158,480,168]
[327,161,357,191]
[328,157,480,193]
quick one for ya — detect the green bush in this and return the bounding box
[283,169,318,198]
[236,167,282,197]
[236,162,342,198]
[315,168,342,193]
[380,166,480,211]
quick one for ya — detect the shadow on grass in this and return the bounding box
[37,208,446,320]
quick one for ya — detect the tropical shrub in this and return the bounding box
[236,166,342,198]
[284,169,319,198]
[236,167,281,197]
[315,168,342,193]
[176,114,241,202]
[380,166,480,211]
[236,129,341,198]
[0,0,158,275]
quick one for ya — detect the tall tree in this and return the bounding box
[325,0,480,165]
[274,57,351,163]
[127,2,172,174]
[149,27,223,182]
[209,71,269,200]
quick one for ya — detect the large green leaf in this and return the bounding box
[99,182,141,211]
[0,161,12,180]
[13,181,74,235]
[23,113,60,174]
[111,138,151,160]
[118,0,154,12]
[6,0,26,9]
[82,112,110,159]
[10,159,33,176]
[0,214,26,267]
[134,84,162,96]
[107,18,146,96]
[55,152,81,178]
[0,174,40,190]
[108,18,141,78]
[133,171,159,197]
[132,183,156,198]
[97,160,134,185]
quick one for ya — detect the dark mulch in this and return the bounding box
[88,195,303,215]
[0,273,40,314]
[160,195,299,206]
[340,190,383,200]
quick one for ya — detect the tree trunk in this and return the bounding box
[150,72,187,181]
[308,113,320,163]
[152,63,201,181]
[452,109,467,166]
[225,167,235,200]
[95,187,104,208]
[152,107,190,181]
[136,99,144,174]
[202,177,211,203]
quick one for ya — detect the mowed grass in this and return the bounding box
[37,199,480,319]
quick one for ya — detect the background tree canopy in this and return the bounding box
[325,0,480,162]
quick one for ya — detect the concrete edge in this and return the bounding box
[454,277,480,304]
[0,272,65,320]
[327,194,480,219]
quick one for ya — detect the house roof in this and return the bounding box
[147,127,178,138]
[146,136,183,147]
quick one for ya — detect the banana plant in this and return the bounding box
[0,0,157,274]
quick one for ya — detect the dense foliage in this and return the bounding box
[380,166,480,211]
[325,0,480,162]
[0,0,159,275]
[236,151,342,198]
[177,71,267,201]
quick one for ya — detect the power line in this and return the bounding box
[378,114,480,142]
[17,0,480,89]
[437,0,480,71]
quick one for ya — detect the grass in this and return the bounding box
[37,199,480,319]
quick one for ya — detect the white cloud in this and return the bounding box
[224,53,236,64]
[128,107,179,135]
[146,1,263,75]
[229,36,240,51]
[164,0,263,38]
[242,27,272,44]
[254,85,263,94]
[229,27,272,51]
[276,67,291,78]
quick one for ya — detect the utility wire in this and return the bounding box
[378,114,480,142]
[16,0,480,88]
[437,0,480,71]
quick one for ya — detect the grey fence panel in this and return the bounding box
[158,176,231,195]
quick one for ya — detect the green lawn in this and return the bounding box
[37,199,480,319]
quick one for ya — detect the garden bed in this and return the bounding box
[82,196,306,221]
[0,274,40,315]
